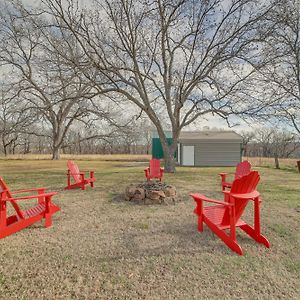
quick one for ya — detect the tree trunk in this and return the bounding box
[23,140,30,154]
[62,146,67,154]
[52,127,64,160]
[274,155,280,169]
[52,135,61,160]
[38,140,42,154]
[12,142,17,154]
[126,143,131,154]
[3,145,7,156]
[160,136,178,173]
[164,150,176,173]
[2,136,7,156]
[52,146,60,160]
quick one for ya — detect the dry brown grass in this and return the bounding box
[0,157,299,299]
[1,154,298,167]
[246,156,299,168]
[0,153,151,161]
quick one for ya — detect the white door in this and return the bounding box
[177,144,180,163]
[182,145,194,166]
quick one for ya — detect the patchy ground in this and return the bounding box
[0,156,299,299]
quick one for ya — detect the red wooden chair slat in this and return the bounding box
[65,160,95,190]
[0,177,60,239]
[68,160,81,183]
[144,159,164,181]
[219,160,251,191]
[190,171,270,255]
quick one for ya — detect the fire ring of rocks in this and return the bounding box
[125,181,178,205]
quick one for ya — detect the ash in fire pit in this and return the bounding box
[125,181,178,205]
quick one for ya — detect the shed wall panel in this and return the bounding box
[192,143,241,166]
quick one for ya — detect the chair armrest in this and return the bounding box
[11,187,46,194]
[67,172,85,175]
[219,172,236,176]
[190,193,233,206]
[219,172,228,176]
[5,192,57,202]
[219,172,236,178]
[230,191,260,200]
[219,172,228,182]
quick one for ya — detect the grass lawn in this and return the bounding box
[0,156,299,299]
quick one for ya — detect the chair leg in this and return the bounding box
[38,189,45,204]
[0,200,7,229]
[229,206,236,241]
[90,172,95,188]
[45,215,52,228]
[44,196,52,228]
[67,173,71,190]
[224,193,230,203]
[240,197,270,248]
[195,200,203,232]
[205,217,243,255]
[197,216,203,232]
[240,224,270,248]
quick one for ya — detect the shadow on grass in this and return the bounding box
[102,221,270,261]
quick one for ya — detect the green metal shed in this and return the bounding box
[151,131,175,159]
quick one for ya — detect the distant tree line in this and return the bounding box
[241,128,300,169]
[0,116,154,156]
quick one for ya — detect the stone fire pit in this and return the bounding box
[125,181,178,205]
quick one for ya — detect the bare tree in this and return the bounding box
[248,127,299,168]
[251,0,300,133]
[139,118,155,155]
[41,0,271,171]
[239,130,255,157]
[0,1,112,159]
[0,86,35,155]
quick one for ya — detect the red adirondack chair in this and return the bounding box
[0,177,60,239]
[219,160,251,191]
[65,160,95,190]
[144,159,164,181]
[190,171,270,255]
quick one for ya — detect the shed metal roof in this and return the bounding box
[178,131,242,142]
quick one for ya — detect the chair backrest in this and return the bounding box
[229,171,260,222]
[0,177,24,219]
[149,159,161,177]
[0,177,13,198]
[67,160,81,183]
[234,160,251,179]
